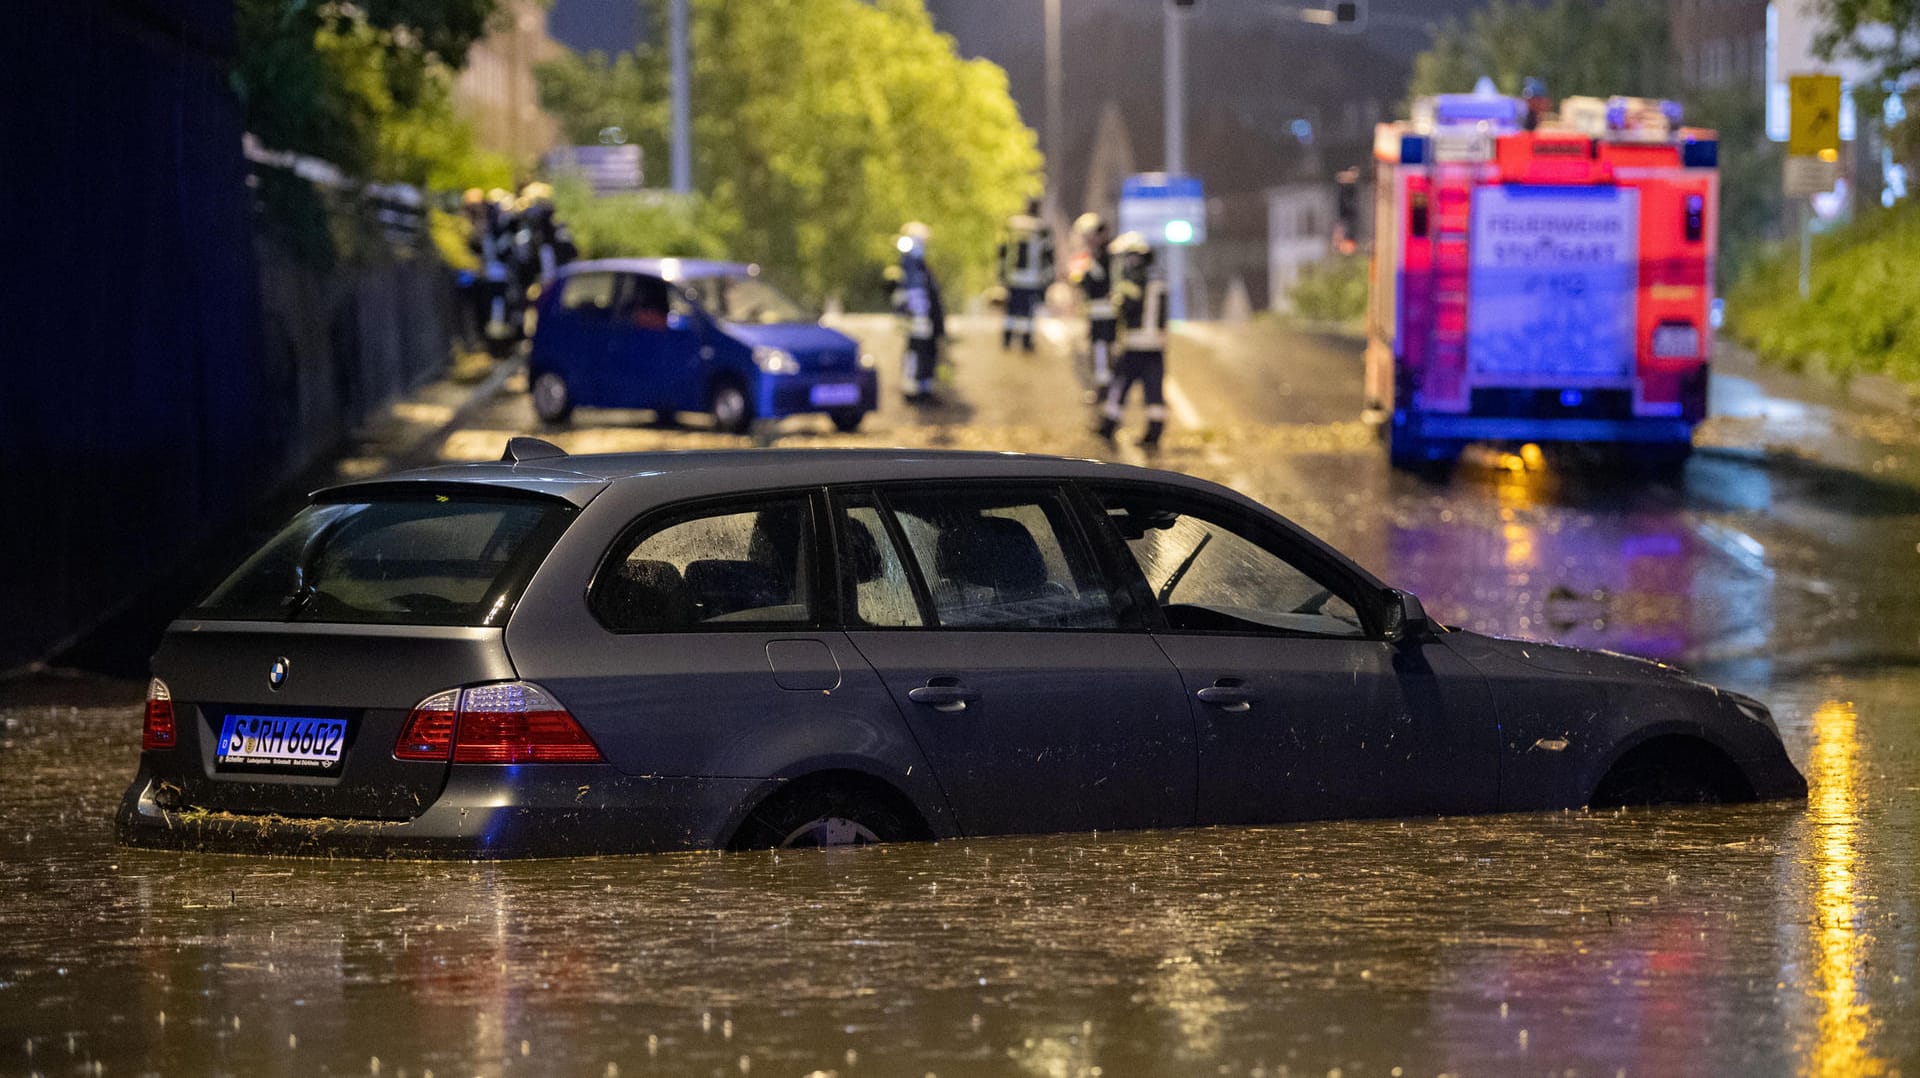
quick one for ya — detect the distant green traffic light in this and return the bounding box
[1163,219,1195,244]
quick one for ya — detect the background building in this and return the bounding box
[454,0,564,169]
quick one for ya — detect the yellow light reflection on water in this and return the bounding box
[1804,699,1886,1078]
[1493,461,1540,571]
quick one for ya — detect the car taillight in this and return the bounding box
[393,682,601,765]
[142,678,176,751]
[395,689,459,760]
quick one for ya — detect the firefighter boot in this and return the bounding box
[1096,415,1118,444]
[1137,420,1164,450]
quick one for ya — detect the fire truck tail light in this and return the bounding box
[1652,323,1701,359]
[1685,194,1705,242]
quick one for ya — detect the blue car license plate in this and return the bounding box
[218,714,348,770]
[809,382,862,407]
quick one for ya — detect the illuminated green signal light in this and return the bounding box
[1163,219,1195,244]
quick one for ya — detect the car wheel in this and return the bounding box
[1589,737,1750,809]
[531,371,573,423]
[731,785,921,850]
[830,410,865,433]
[1594,766,1725,807]
[710,380,752,434]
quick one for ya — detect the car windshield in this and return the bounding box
[683,274,814,325]
[188,494,575,626]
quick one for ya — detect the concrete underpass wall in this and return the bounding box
[256,249,457,482]
[4,0,454,673]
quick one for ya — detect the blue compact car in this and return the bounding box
[527,258,878,433]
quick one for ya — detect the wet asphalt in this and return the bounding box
[3,315,1918,1075]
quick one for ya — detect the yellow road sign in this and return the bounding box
[1789,74,1842,158]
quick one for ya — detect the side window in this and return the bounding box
[884,488,1118,630]
[1095,488,1365,638]
[625,274,671,331]
[559,272,617,319]
[833,497,923,628]
[593,499,814,631]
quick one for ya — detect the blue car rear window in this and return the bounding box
[189,495,574,626]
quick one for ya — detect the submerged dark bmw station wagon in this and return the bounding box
[117,444,1805,858]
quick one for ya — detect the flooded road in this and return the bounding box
[6,319,1920,1075]
[2,669,1916,1076]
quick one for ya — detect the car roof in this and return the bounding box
[316,449,1233,508]
[562,258,756,282]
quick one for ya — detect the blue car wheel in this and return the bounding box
[710,379,752,434]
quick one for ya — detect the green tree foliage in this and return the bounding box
[550,178,727,261]
[1811,0,1920,167]
[1690,85,1782,282]
[1727,200,1920,385]
[1286,255,1369,325]
[1408,0,1677,101]
[535,49,667,170]
[536,0,1041,303]
[234,0,511,188]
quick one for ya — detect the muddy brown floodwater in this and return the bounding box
[0,662,1915,1077]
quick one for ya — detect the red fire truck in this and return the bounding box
[1365,93,1719,471]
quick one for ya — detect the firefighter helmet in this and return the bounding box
[1109,231,1151,256]
[1073,212,1106,235]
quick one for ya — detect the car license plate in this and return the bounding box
[218,714,348,770]
[809,382,862,407]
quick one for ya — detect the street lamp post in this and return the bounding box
[670,0,691,195]
[1163,1,1188,321]
[1045,0,1063,236]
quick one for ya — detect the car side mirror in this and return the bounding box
[1380,588,1432,644]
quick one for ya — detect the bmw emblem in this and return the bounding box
[268,657,291,691]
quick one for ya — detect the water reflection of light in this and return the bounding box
[1495,469,1539,571]
[1150,951,1229,1058]
[1804,700,1886,1078]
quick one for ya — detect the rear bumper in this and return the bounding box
[115,765,766,860]
[1401,413,1696,445]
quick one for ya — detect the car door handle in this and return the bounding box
[908,680,980,713]
[1196,680,1261,712]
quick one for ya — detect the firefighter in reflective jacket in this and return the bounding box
[1098,231,1168,448]
[997,197,1054,352]
[1072,211,1116,390]
[896,221,945,402]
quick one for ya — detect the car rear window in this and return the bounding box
[189,494,575,626]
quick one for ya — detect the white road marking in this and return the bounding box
[1161,374,1204,430]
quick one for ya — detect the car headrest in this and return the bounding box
[936,516,1049,593]
[685,559,789,618]
[842,518,886,585]
[600,558,693,629]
